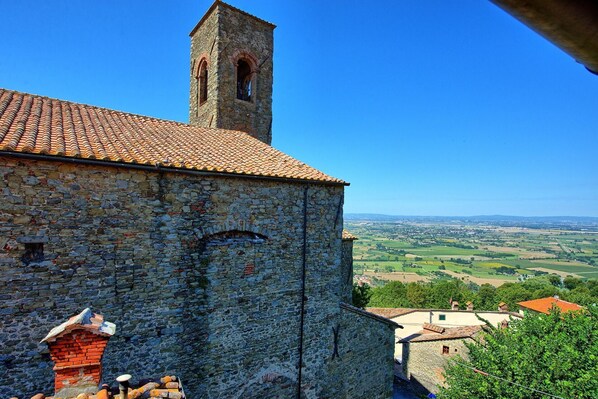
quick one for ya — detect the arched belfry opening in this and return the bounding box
[198,59,208,105]
[236,59,253,102]
[189,0,275,144]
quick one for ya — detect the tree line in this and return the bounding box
[355,275,598,311]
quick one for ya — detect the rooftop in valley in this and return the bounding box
[518,296,583,315]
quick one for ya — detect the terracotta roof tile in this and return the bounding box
[342,229,358,240]
[518,297,583,315]
[422,323,445,334]
[40,308,116,343]
[0,89,346,185]
[401,325,483,343]
[366,307,416,319]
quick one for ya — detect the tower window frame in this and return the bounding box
[197,58,209,106]
[236,58,255,103]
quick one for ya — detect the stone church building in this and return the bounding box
[0,1,397,398]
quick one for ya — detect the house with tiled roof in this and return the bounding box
[398,324,485,394]
[518,296,583,315]
[0,1,398,398]
[367,306,522,361]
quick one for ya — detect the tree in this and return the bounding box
[564,285,594,307]
[440,306,597,399]
[496,282,531,309]
[476,283,497,311]
[563,276,582,291]
[428,279,468,308]
[406,282,429,308]
[368,281,409,308]
[352,283,372,309]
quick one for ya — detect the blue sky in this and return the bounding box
[1,1,597,216]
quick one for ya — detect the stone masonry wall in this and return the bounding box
[190,3,274,145]
[402,338,473,393]
[0,157,346,398]
[189,6,219,129]
[340,240,354,303]
[322,305,396,399]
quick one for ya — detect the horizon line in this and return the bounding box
[345,213,598,219]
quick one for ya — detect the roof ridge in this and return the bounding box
[0,88,192,128]
[519,297,580,305]
[0,87,347,185]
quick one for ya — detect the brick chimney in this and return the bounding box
[41,308,116,398]
[466,301,474,311]
[451,300,459,311]
[498,301,509,312]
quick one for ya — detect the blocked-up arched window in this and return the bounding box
[236,59,253,102]
[198,59,208,105]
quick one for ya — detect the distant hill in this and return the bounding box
[345,214,598,229]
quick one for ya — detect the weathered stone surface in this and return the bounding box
[0,158,392,398]
[401,337,473,393]
[322,305,397,399]
[1,4,395,395]
[189,2,274,145]
[341,240,354,303]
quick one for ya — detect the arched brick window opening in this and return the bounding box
[195,58,208,105]
[198,59,208,105]
[204,230,267,246]
[236,59,253,102]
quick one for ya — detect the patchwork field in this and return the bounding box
[347,219,598,286]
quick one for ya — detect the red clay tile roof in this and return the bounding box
[518,297,583,315]
[0,89,346,185]
[28,375,186,399]
[422,323,445,334]
[366,307,523,319]
[41,308,115,343]
[342,229,358,240]
[401,325,482,343]
[366,307,417,319]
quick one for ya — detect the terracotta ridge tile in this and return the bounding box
[39,98,53,154]
[122,112,167,165]
[22,96,42,152]
[52,100,66,156]
[0,90,13,121]
[0,91,21,149]
[8,93,33,151]
[72,105,97,159]
[0,88,347,185]
[110,110,153,165]
[62,103,81,158]
[96,107,134,163]
[86,106,120,161]
[1,87,190,127]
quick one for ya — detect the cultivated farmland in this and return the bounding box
[346,216,598,287]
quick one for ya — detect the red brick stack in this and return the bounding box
[49,329,111,392]
[40,308,115,397]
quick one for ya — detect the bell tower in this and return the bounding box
[189,1,275,145]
